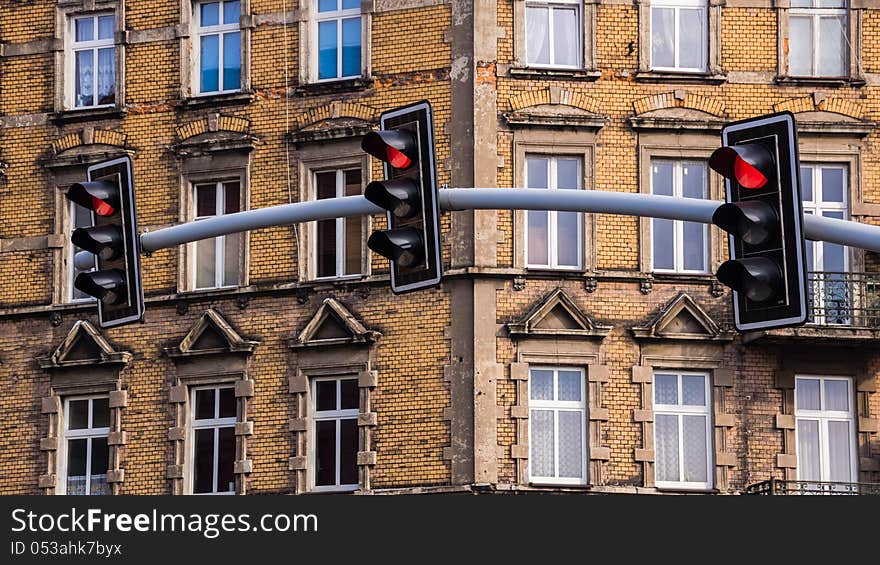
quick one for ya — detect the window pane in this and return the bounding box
[223,0,241,25]
[530,370,553,401]
[527,158,548,189]
[75,50,95,107]
[318,21,338,79]
[651,8,675,68]
[556,159,579,189]
[316,172,336,200]
[342,0,360,8]
[344,170,363,275]
[200,34,220,92]
[818,17,846,77]
[219,387,236,418]
[552,8,578,67]
[652,162,673,196]
[801,167,813,201]
[316,380,338,412]
[557,370,581,402]
[217,426,235,492]
[196,184,217,217]
[530,410,554,478]
[654,414,680,482]
[91,397,110,429]
[654,373,678,405]
[682,415,708,483]
[682,375,706,406]
[195,388,216,420]
[797,419,820,481]
[526,7,550,65]
[796,378,821,410]
[527,211,549,265]
[317,218,336,277]
[222,32,241,90]
[789,17,813,76]
[678,9,706,70]
[828,420,853,482]
[556,211,580,267]
[76,17,94,42]
[339,418,358,485]
[557,411,584,479]
[319,0,337,12]
[96,48,115,105]
[341,17,361,77]
[683,222,705,271]
[340,379,359,410]
[790,0,812,6]
[69,399,90,429]
[201,2,220,26]
[196,238,217,288]
[193,428,215,493]
[821,168,844,203]
[682,163,705,199]
[824,380,849,412]
[653,219,674,270]
[66,439,88,495]
[315,420,337,486]
[223,232,241,286]
[90,437,109,476]
[97,16,115,40]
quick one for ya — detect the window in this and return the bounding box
[528,367,587,485]
[525,156,583,269]
[653,371,713,490]
[69,201,96,301]
[193,181,242,289]
[68,14,116,108]
[795,376,857,485]
[789,0,847,77]
[311,377,359,491]
[315,0,361,81]
[194,0,241,94]
[651,160,708,273]
[190,386,236,495]
[525,0,582,68]
[650,0,707,72]
[60,396,110,495]
[313,169,363,279]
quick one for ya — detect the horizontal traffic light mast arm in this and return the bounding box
[139,188,880,254]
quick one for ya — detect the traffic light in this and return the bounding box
[361,101,442,293]
[66,156,144,328]
[709,111,807,332]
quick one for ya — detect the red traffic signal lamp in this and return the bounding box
[66,156,144,327]
[361,101,442,294]
[709,112,808,332]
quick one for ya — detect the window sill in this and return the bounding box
[774,76,866,88]
[654,486,719,494]
[50,106,127,125]
[524,268,588,278]
[176,90,255,111]
[507,67,601,82]
[634,71,728,85]
[650,272,716,284]
[294,77,374,97]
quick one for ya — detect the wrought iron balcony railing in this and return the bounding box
[745,479,880,495]
[806,271,880,328]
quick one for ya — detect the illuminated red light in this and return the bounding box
[733,156,768,189]
[386,146,412,169]
[92,196,116,216]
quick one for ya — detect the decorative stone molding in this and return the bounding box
[507,288,612,340]
[172,113,259,157]
[770,96,874,137]
[631,293,734,342]
[504,87,606,129]
[45,128,132,169]
[292,101,379,131]
[632,91,725,118]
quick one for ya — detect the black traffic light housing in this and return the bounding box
[66,156,144,327]
[709,111,808,332]
[361,101,442,293]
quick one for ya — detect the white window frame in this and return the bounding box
[313,0,362,82]
[68,200,96,303]
[310,376,359,492]
[524,155,584,270]
[57,395,110,495]
[789,2,848,78]
[649,0,708,73]
[193,0,242,95]
[653,371,713,491]
[795,375,858,484]
[528,367,588,486]
[524,0,583,69]
[66,13,116,109]
[192,180,241,290]
[650,159,709,274]
[188,385,237,495]
[312,168,364,280]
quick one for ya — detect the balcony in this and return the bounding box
[745,479,880,495]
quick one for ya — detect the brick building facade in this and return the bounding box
[0,0,878,496]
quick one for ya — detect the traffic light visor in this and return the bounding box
[709,145,773,189]
[362,131,416,169]
[68,181,119,216]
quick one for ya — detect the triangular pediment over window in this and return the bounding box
[38,320,131,369]
[164,309,258,358]
[292,298,380,348]
[508,288,611,339]
[631,293,733,341]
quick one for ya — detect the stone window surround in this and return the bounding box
[512,128,596,272]
[297,0,374,85]
[509,0,599,78]
[293,138,372,282]
[53,1,127,116]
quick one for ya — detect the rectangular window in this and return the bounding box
[801,164,849,324]
[525,156,583,269]
[528,367,587,485]
[190,386,236,494]
[193,181,242,289]
[653,371,713,490]
[525,0,582,68]
[69,14,116,108]
[312,377,359,491]
[795,376,857,487]
[650,0,707,72]
[194,0,241,94]
[61,396,110,495]
[651,160,708,273]
[316,0,361,80]
[314,169,363,279]
[789,0,847,77]
[70,201,96,301]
